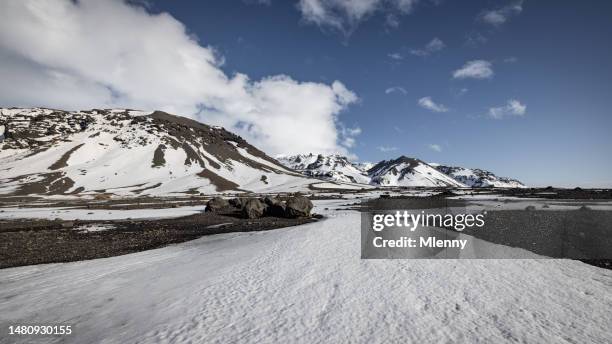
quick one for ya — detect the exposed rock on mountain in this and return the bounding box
[433,164,525,188]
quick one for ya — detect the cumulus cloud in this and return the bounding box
[297,0,418,35]
[479,0,523,27]
[410,37,445,57]
[0,0,358,156]
[377,146,398,152]
[385,86,407,95]
[418,97,448,113]
[488,99,526,119]
[452,60,494,79]
[428,144,442,152]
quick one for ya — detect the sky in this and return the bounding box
[0,0,611,187]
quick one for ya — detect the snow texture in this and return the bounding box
[0,200,610,344]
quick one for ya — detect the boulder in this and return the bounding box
[242,198,267,219]
[264,196,286,217]
[285,196,313,218]
[229,197,246,209]
[205,197,230,212]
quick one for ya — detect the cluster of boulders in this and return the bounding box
[205,195,314,219]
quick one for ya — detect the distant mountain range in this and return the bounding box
[431,164,525,188]
[0,108,525,197]
[279,154,525,188]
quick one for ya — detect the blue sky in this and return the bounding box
[149,0,612,187]
[1,0,611,187]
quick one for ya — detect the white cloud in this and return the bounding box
[388,52,403,60]
[339,124,362,148]
[385,86,407,95]
[0,0,358,156]
[504,56,518,63]
[377,146,398,152]
[428,144,442,152]
[488,99,526,119]
[297,0,418,35]
[410,37,445,56]
[479,0,523,27]
[452,60,494,79]
[418,97,449,113]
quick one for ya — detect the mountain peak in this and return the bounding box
[368,156,464,187]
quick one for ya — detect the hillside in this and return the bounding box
[0,108,309,197]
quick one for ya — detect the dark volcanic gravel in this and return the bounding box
[0,209,316,269]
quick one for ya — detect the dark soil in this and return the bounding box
[0,208,316,269]
[461,210,612,261]
[497,187,612,200]
[49,143,84,170]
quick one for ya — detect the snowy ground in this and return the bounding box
[0,205,207,221]
[1,200,611,343]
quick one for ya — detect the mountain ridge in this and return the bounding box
[276,153,370,184]
[433,164,525,188]
[0,108,526,197]
[278,153,525,188]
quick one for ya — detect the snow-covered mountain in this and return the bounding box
[433,164,526,188]
[277,152,526,189]
[277,153,370,184]
[353,161,374,173]
[0,108,527,196]
[0,108,310,197]
[368,156,465,187]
